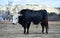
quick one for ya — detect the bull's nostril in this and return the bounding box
[12,23,15,25]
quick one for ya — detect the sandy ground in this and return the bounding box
[0,21,60,38]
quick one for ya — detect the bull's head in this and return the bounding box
[12,13,22,25]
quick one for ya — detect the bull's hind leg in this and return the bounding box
[45,22,49,34]
[41,23,44,34]
[43,18,49,34]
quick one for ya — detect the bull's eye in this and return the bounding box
[16,18,17,19]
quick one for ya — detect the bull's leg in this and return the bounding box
[45,22,49,34]
[26,22,31,34]
[27,26,30,34]
[24,26,26,34]
[43,18,49,34]
[41,23,44,34]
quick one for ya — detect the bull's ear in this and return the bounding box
[18,14,22,16]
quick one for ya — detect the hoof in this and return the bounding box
[27,32,29,34]
[42,32,44,34]
[24,31,26,34]
[46,32,48,34]
[42,31,44,34]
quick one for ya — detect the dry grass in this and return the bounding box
[0,21,12,24]
[48,21,60,25]
[0,21,60,38]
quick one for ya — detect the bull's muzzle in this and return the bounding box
[12,23,16,25]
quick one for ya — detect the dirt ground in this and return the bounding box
[0,21,60,38]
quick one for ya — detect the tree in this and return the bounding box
[58,13,60,16]
[48,12,57,16]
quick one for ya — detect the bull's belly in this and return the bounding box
[25,15,43,24]
[32,17,42,24]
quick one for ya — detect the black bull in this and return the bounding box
[18,9,49,34]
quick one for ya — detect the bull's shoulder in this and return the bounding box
[19,9,31,14]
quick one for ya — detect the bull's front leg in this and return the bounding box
[27,27,29,34]
[24,26,26,34]
[26,22,31,34]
